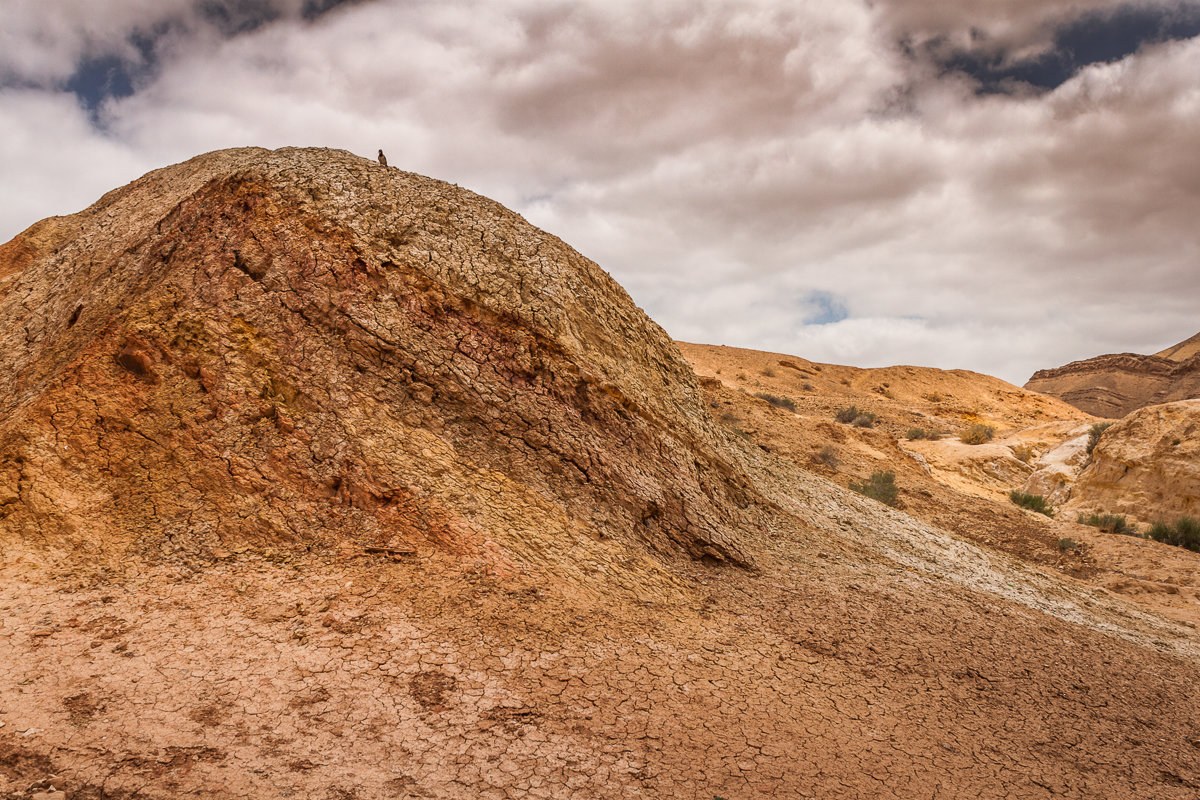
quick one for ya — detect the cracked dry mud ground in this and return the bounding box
[3,544,1200,800]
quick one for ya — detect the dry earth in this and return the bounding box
[2,148,1200,799]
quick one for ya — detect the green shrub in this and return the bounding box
[835,405,877,427]
[1087,422,1114,456]
[1077,512,1135,535]
[960,423,995,445]
[835,405,863,423]
[1146,517,1200,552]
[1058,538,1079,552]
[754,392,796,412]
[1010,490,1054,517]
[906,427,943,441]
[850,471,899,507]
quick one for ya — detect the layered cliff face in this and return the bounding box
[1065,400,1200,522]
[1025,334,1200,418]
[0,147,761,581]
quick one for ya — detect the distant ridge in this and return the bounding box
[1026,333,1200,417]
[1156,332,1200,362]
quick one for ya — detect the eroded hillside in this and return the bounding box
[2,149,1199,800]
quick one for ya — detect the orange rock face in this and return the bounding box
[1066,399,1200,522]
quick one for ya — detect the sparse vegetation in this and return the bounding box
[1086,422,1114,456]
[922,392,944,403]
[1077,512,1135,535]
[850,471,899,507]
[719,411,739,424]
[754,392,796,412]
[1011,443,1036,463]
[960,423,995,445]
[760,367,776,378]
[1010,490,1053,517]
[905,427,942,441]
[835,406,877,428]
[802,382,814,391]
[1058,538,1079,552]
[813,445,840,469]
[1146,517,1200,553]
[873,385,894,399]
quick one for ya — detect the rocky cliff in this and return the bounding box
[1065,399,1200,522]
[1025,335,1200,418]
[0,147,762,580]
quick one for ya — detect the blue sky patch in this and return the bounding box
[803,291,849,326]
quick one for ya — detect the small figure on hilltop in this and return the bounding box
[377,149,388,167]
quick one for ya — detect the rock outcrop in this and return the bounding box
[0,147,762,578]
[1064,400,1200,522]
[1025,333,1200,418]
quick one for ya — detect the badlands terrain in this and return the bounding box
[1,148,1198,799]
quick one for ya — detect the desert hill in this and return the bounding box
[2,149,1200,800]
[679,342,1200,623]
[1025,332,1200,417]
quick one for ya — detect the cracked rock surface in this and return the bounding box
[2,148,1199,799]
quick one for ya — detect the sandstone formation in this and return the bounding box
[1064,400,1200,523]
[3,150,1200,800]
[1025,332,1200,417]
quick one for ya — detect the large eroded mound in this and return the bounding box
[1026,333,1200,418]
[0,147,760,579]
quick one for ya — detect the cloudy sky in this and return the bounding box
[3,0,1198,384]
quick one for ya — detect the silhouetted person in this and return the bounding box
[378,149,388,167]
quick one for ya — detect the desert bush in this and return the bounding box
[754,392,796,412]
[1086,422,1114,456]
[801,382,814,391]
[1146,517,1200,552]
[1077,512,1135,535]
[922,392,944,403]
[760,367,776,378]
[960,423,995,445]
[1010,490,1054,517]
[906,427,943,441]
[850,471,899,507]
[835,406,877,427]
[813,445,840,469]
[1011,443,1036,463]
[1057,538,1079,552]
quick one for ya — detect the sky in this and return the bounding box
[2,0,1198,384]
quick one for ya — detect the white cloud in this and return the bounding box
[1,0,1198,384]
